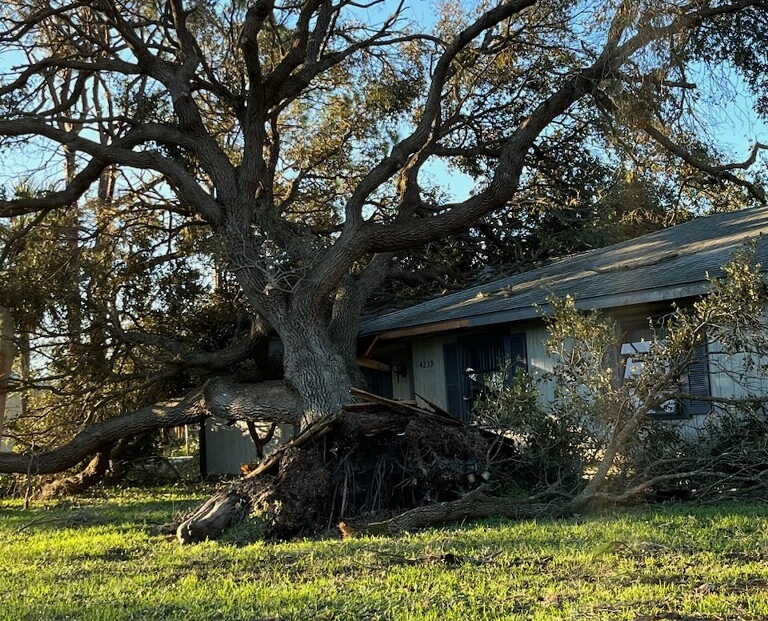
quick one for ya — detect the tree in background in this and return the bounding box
[0,0,766,477]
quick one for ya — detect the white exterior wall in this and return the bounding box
[392,373,411,400]
[376,313,768,445]
[403,320,768,417]
[409,335,457,411]
[404,324,557,411]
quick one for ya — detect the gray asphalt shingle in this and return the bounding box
[360,207,768,336]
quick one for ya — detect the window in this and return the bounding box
[619,319,710,419]
[444,334,527,422]
[620,340,679,418]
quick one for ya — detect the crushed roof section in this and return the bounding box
[360,207,768,337]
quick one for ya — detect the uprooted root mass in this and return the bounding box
[176,392,513,542]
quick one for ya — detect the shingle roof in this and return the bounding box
[360,207,768,337]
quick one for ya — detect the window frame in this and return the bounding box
[618,317,710,420]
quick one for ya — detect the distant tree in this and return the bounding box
[0,0,766,477]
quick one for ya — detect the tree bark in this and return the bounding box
[0,306,16,452]
[38,447,114,500]
[341,488,562,537]
[0,389,207,474]
[329,257,394,389]
[176,488,251,544]
[202,378,304,424]
[280,317,353,426]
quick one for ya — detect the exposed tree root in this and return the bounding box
[38,448,114,500]
[177,488,251,544]
[176,395,517,543]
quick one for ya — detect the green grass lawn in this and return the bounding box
[2,487,768,620]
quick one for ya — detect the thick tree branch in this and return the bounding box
[0,119,224,222]
[352,0,765,255]
[645,127,766,203]
[341,0,538,232]
[0,389,208,475]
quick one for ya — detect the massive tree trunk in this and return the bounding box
[220,225,357,425]
[203,378,304,424]
[279,316,354,426]
[328,259,395,389]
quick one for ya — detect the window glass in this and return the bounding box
[620,320,680,418]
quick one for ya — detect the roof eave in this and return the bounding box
[365,281,712,339]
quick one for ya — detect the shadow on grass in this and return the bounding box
[0,491,207,535]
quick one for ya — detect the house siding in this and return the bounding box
[390,314,764,426]
[410,335,456,411]
[515,322,556,406]
[708,341,768,402]
[203,418,293,477]
[391,349,413,401]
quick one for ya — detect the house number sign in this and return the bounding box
[418,360,435,369]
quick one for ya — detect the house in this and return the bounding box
[204,207,768,475]
[357,207,768,423]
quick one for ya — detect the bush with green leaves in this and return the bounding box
[473,246,768,506]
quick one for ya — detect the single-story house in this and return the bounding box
[204,207,768,475]
[357,207,768,423]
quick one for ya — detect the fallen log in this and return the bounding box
[339,488,564,537]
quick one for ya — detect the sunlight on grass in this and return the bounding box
[2,488,768,620]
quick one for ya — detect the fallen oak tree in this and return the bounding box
[9,253,768,541]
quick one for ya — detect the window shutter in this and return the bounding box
[682,343,710,416]
[443,343,465,421]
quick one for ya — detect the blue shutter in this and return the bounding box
[682,343,710,416]
[443,343,466,421]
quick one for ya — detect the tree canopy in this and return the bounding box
[0,0,767,470]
